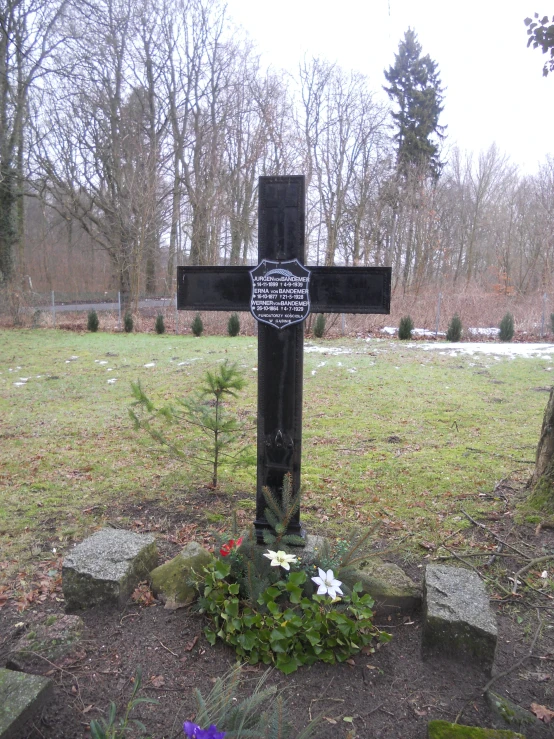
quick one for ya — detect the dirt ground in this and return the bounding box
[2,486,554,739]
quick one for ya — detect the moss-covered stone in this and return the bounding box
[427,720,526,738]
[149,541,212,609]
[0,668,53,738]
[6,615,83,672]
[485,692,538,729]
[344,559,421,614]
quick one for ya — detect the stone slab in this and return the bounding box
[422,565,497,672]
[0,668,53,738]
[345,559,422,615]
[428,720,525,738]
[62,528,158,610]
[6,615,83,672]
[486,692,538,731]
[150,541,212,609]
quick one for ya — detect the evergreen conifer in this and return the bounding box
[384,28,445,179]
[87,309,99,332]
[124,312,133,333]
[313,313,326,338]
[192,313,203,337]
[227,313,240,337]
[446,313,462,342]
[398,315,414,340]
[499,312,515,342]
[155,314,165,334]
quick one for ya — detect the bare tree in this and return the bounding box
[33,0,168,311]
[0,0,69,284]
[299,59,388,266]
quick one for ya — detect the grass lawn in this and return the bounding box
[0,328,549,585]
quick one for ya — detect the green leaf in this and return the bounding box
[275,653,300,674]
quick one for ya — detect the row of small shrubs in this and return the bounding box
[86,311,242,337]
[398,312,516,342]
[88,310,135,333]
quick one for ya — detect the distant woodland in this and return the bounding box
[1,0,553,312]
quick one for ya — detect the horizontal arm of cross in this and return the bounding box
[177,266,391,314]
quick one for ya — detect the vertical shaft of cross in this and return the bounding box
[254,176,306,543]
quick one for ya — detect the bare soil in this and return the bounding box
[2,487,554,739]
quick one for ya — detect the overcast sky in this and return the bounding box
[226,0,553,176]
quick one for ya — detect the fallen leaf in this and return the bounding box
[150,675,165,688]
[185,635,199,652]
[346,658,355,666]
[82,705,94,714]
[324,718,337,725]
[531,702,554,723]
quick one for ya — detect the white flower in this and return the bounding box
[311,568,343,599]
[541,570,548,579]
[263,550,298,570]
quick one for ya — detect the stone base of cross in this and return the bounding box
[178,176,391,543]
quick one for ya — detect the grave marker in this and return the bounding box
[178,175,391,542]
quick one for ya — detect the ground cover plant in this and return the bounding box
[3,330,554,736]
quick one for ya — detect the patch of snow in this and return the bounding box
[304,345,352,355]
[413,328,438,337]
[144,363,155,368]
[13,382,26,387]
[420,342,554,359]
[107,368,113,372]
[468,327,500,337]
[311,370,316,376]
[19,377,29,382]
[107,378,117,384]
[382,327,396,335]
[347,368,357,373]
[99,360,108,365]
[317,362,327,368]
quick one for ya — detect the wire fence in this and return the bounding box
[1,286,553,339]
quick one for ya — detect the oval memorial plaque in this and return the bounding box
[250,259,311,329]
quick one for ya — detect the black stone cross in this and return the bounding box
[178,176,391,543]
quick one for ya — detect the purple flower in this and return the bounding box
[183,721,226,739]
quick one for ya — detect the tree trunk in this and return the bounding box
[529,387,554,511]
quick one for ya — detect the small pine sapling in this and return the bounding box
[499,312,514,342]
[192,313,204,337]
[124,312,134,333]
[446,313,462,342]
[313,313,326,338]
[398,315,414,340]
[262,473,305,548]
[227,312,240,337]
[87,310,99,332]
[155,314,165,334]
[130,361,252,488]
